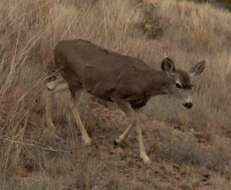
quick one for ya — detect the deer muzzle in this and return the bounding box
[183,102,193,109]
[182,94,193,109]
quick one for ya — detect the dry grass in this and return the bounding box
[1,0,231,189]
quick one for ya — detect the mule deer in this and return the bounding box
[46,39,206,164]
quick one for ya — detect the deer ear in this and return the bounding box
[190,60,206,77]
[161,57,176,73]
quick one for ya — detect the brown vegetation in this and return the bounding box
[0,0,231,189]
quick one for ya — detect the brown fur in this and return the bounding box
[54,39,173,108]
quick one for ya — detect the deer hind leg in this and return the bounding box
[44,79,69,135]
[115,100,151,164]
[70,90,91,146]
[46,77,65,90]
[46,76,68,91]
[45,88,56,132]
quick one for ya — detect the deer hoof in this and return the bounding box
[114,139,120,146]
[83,138,92,146]
[140,153,151,165]
[113,139,127,149]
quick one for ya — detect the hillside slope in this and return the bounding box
[0,0,231,189]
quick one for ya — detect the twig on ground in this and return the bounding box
[0,136,71,154]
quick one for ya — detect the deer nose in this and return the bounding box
[183,102,193,109]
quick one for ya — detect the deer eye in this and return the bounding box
[176,83,182,89]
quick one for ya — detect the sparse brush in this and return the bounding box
[1,0,231,189]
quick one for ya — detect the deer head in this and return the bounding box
[161,57,206,109]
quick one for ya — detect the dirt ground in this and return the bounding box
[1,96,230,190]
[1,0,231,189]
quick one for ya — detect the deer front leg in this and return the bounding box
[70,91,91,146]
[114,124,133,145]
[135,120,151,164]
[114,101,135,145]
[115,100,151,164]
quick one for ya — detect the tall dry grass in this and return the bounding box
[0,0,231,189]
